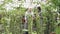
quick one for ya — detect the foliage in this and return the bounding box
[0,0,60,34]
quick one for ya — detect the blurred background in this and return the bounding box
[0,0,60,34]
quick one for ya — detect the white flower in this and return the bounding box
[12,0,21,7]
[25,0,31,3]
[4,3,14,11]
[22,3,30,8]
[0,0,4,4]
[12,0,19,2]
[4,1,21,11]
[12,2,20,7]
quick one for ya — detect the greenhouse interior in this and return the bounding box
[0,0,60,34]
